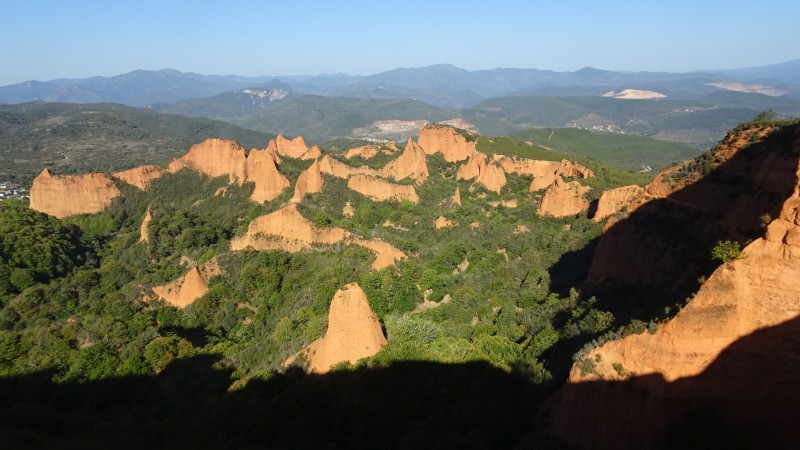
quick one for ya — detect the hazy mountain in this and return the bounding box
[151,90,455,142]
[3,60,799,109]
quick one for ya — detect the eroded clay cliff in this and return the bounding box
[268,135,320,160]
[291,158,324,203]
[139,209,152,242]
[231,204,406,269]
[418,125,476,162]
[287,283,386,374]
[537,176,590,217]
[113,165,165,190]
[246,148,290,203]
[29,168,121,219]
[593,185,645,222]
[347,174,419,203]
[151,258,223,308]
[456,152,507,193]
[378,138,429,183]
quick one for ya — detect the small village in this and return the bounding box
[0,181,28,201]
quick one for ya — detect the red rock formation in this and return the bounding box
[29,168,121,219]
[537,177,590,217]
[168,138,247,183]
[231,204,351,252]
[347,174,419,203]
[287,283,386,374]
[113,165,165,190]
[232,205,406,270]
[434,216,455,229]
[318,155,378,179]
[554,159,800,449]
[452,186,462,206]
[456,153,507,193]
[167,139,289,204]
[139,209,152,242]
[151,258,223,308]
[268,135,319,160]
[378,138,429,183]
[245,148,290,203]
[593,185,645,222]
[418,125,476,162]
[493,155,594,191]
[291,159,324,203]
[344,145,380,160]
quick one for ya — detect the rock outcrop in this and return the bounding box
[593,185,645,222]
[434,216,455,229]
[139,209,152,242]
[231,204,350,252]
[318,155,378,179]
[342,201,355,218]
[378,138,429,183]
[287,283,386,374]
[151,258,223,308]
[494,155,595,191]
[553,123,800,449]
[351,238,407,270]
[347,175,419,203]
[113,165,165,190]
[245,148,290,203]
[29,168,121,219]
[418,125,476,162]
[554,162,800,449]
[451,186,461,206]
[168,138,247,183]
[231,205,406,269]
[168,139,289,203]
[291,159,324,203]
[456,153,507,193]
[344,145,380,160]
[537,177,590,217]
[268,135,320,160]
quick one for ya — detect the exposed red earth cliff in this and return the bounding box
[378,138,429,183]
[151,258,223,308]
[267,135,321,160]
[347,175,419,203]
[537,176,590,217]
[29,168,121,218]
[554,122,800,449]
[139,209,152,242]
[167,139,289,203]
[291,158,324,203]
[593,184,645,222]
[113,165,165,190]
[456,152,507,193]
[231,204,406,269]
[285,283,386,374]
[418,124,476,162]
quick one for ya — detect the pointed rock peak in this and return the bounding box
[38,167,52,178]
[291,158,324,204]
[140,208,153,242]
[452,186,462,205]
[286,282,386,373]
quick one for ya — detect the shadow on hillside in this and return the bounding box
[0,357,568,449]
[552,315,800,450]
[548,124,797,329]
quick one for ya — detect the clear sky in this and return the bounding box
[1,0,798,85]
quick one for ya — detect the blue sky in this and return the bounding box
[1,0,798,85]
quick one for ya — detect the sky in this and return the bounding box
[1,0,799,85]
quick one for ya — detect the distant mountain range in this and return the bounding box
[2,60,799,109]
[2,60,799,148]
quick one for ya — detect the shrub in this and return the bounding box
[711,240,742,263]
